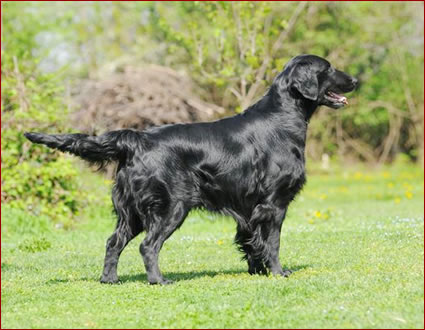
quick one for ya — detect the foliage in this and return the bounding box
[1,4,86,226]
[1,163,423,328]
[148,2,302,110]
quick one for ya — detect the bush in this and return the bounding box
[1,17,86,226]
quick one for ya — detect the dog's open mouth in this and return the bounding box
[325,91,348,106]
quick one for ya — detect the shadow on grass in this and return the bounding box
[120,269,246,283]
[45,264,310,285]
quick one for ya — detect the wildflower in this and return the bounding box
[314,211,321,218]
[354,172,363,179]
[217,240,224,245]
[387,182,394,189]
[394,197,401,204]
[382,171,390,178]
[405,191,413,199]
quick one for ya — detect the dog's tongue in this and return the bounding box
[329,91,348,105]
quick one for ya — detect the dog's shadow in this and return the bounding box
[46,264,311,285]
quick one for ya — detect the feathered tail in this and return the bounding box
[24,129,141,167]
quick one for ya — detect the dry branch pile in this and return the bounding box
[72,65,225,133]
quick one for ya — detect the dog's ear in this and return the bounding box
[288,63,319,101]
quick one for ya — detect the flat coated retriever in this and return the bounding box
[25,55,357,285]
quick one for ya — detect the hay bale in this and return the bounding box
[72,65,225,133]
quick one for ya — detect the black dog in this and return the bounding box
[25,55,357,285]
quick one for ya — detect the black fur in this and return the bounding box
[25,55,357,285]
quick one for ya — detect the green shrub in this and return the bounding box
[1,63,88,226]
[1,7,88,226]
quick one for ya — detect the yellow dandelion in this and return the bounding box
[217,240,224,245]
[394,197,401,204]
[382,171,390,178]
[405,191,413,199]
[314,211,321,218]
[387,182,394,189]
[319,194,328,200]
[308,218,315,224]
[354,172,363,179]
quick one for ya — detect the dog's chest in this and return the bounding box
[262,152,306,203]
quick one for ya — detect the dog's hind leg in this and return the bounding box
[101,213,142,284]
[139,201,188,285]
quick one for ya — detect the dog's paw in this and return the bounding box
[149,278,174,285]
[100,275,119,284]
[248,264,268,275]
[281,269,293,277]
[270,268,292,278]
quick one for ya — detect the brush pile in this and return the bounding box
[72,65,225,133]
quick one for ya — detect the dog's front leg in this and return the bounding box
[264,207,292,277]
[247,255,268,275]
[234,224,267,275]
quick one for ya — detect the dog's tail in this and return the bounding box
[24,129,141,167]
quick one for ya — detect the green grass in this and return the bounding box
[1,162,424,328]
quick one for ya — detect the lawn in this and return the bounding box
[1,162,424,329]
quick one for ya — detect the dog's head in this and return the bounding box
[275,54,358,109]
